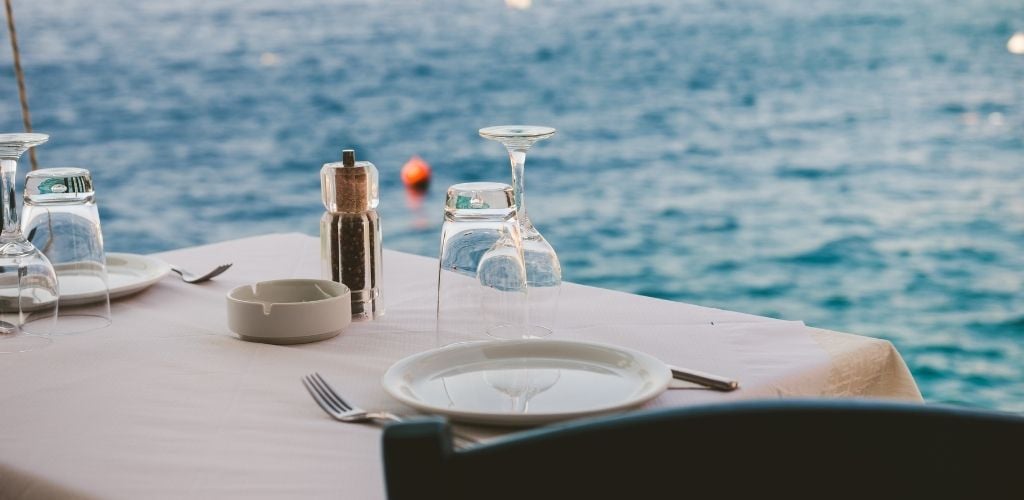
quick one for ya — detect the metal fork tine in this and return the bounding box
[301,373,480,449]
[311,372,353,411]
[306,374,348,415]
[302,376,339,416]
[311,373,353,412]
[209,264,231,279]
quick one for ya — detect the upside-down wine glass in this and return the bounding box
[479,126,561,336]
[0,133,58,353]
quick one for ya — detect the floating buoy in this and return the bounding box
[401,155,431,191]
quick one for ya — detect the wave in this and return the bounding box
[780,236,884,267]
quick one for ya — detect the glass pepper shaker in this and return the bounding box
[320,149,383,320]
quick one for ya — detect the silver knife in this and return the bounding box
[669,365,739,391]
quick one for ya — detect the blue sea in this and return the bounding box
[5,0,1023,411]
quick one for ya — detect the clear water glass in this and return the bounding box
[22,167,111,333]
[0,133,57,352]
[479,126,562,333]
[436,182,534,346]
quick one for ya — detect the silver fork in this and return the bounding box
[170,263,233,283]
[302,372,478,448]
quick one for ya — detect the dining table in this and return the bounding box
[0,232,922,499]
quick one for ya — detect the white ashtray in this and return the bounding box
[226,279,351,344]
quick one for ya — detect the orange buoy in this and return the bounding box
[401,155,431,191]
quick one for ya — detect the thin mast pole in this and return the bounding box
[4,0,37,170]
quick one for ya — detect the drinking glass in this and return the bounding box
[436,182,530,346]
[22,167,111,333]
[479,126,562,334]
[0,133,57,352]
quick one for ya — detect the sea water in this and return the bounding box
[4,0,1023,411]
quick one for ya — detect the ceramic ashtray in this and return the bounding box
[226,279,351,344]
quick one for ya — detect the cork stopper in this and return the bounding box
[321,149,379,213]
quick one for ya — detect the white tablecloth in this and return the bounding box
[0,233,921,499]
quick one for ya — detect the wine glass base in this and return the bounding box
[479,125,556,150]
[0,328,51,353]
[479,125,556,140]
[486,324,553,340]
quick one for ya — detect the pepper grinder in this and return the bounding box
[320,149,383,320]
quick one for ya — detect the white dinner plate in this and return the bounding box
[382,339,672,426]
[58,253,172,306]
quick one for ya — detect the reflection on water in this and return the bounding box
[1008,32,1024,55]
[505,0,532,10]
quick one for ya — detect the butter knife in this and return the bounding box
[669,365,739,392]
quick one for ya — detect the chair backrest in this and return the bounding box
[382,400,1023,499]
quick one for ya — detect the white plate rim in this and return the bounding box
[58,252,171,306]
[382,339,672,426]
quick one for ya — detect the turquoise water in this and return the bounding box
[5,0,1023,411]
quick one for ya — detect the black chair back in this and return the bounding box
[382,400,1023,499]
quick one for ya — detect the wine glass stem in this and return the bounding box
[0,158,19,240]
[506,147,535,331]
[507,148,536,237]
